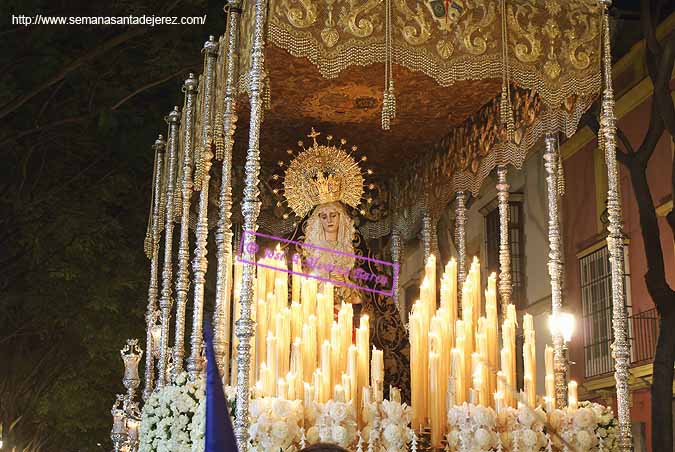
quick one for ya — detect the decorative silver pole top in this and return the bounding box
[226,0,243,11]
[166,106,181,124]
[203,35,219,55]
[183,73,199,93]
[153,134,166,153]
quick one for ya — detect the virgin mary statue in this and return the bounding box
[304,201,362,306]
[283,128,368,309]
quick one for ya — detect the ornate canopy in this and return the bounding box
[228,0,603,234]
[263,0,601,109]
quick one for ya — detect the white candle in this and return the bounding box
[470,388,479,405]
[347,345,358,405]
[304,382,314,407]
[277,378,288,400]
[371,347,384,402]
[334,384,345,402]
[357,316,370,406]
[321,340,332,402]
[254,380,264,399]
[266,333,277,391]
[287,372,296,400]
[341,373,351,402]
[390,386,401,403]
[494,391,504,414]
[544,396,553,413]
[568,380,578,411]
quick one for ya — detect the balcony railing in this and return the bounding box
[631,308,659,365]
[583,308,659,379]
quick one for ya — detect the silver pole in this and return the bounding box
[234,0,268,443]
[157,107,181,388]
[142,135,166,400]
[214,3,242,383]
[422,212,432,261]
[496,165,512,320]
[544,134,567,409]
[391,230,404,323]
[187,36,219,381]
[600,1,632,449]
[172,73,199,377]
[455,191,467,307]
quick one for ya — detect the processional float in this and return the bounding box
[109,0,633,451]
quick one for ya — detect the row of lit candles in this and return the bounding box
[411,255,575,447]
[234,253,385,427]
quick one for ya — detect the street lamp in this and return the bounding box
[548,312,575,343]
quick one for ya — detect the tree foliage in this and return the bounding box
[0,0,220,449]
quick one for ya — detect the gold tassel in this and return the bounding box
[214,105,226,161]
[388,79,396,120]
[144,144,160,259]
[173,105,187,219]
[499,0,514,142]
[557,151,566,197]
[193,73,206,191]
[144,226,153,259]
[381,79,397,130]
[500,84,515,142]
[264,76,272,111]
[157,123,171,234]
[381,0,395,130]
[381,91,390,130]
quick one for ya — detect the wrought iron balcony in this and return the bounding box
[583,307,659,379]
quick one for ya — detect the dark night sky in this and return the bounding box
[1,0,226,450]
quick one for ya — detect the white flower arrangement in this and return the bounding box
[446,403,499,452]
[306,400,358,449]
[442,400,618,452]
[379,399,413,452]
[190,397,207,450]
[138,374,238,452]
[139,372,205,452]
[137,376,619,452]
[248,397,303,452]
[587,401,618,452]
[547,402,618,452]
[359,396,380,445]
[360,397,412,451]
[495,405,548,452]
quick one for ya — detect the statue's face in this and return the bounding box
[318,206,340,235]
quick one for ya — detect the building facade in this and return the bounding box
[562,14,675,452]
[396,13,675,452]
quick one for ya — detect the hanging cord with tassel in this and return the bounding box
[193,49,209,191]
[499,0,515,142]
[157,121,171,234]
[381,0,395,130]
[144,143,160,258]
[556,133,566,197]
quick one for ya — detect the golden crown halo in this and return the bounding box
[273,128,374,219]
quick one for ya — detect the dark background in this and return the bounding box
[1,0,223,449]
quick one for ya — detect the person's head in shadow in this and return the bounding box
[299,443,349,452]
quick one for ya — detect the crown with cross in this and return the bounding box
[271,128,375,219]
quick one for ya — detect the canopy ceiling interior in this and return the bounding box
[230,0,603,205]
[234,45,503,178]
